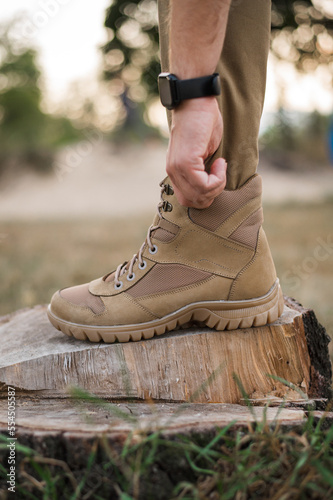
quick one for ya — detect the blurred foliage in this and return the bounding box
[102,0,333,111]
[0,21,81,176]
[271,0,333,72]
[103,0,160,139]
[110,87,161,143]
[260,109,332,168]
[103,0,159,98]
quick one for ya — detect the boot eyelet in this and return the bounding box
[138,260,147,270]
[165,184,174,196]
[127,273,135,281]
[114,281,123,290]
[149,245,158,255]
[162,201,173,212]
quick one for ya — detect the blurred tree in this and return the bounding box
[260,108,331,168]
[271,0,333,72]
[0,20,80,175]
[103,0,159,99]
[102,0,333,109]
[103,0,160,138]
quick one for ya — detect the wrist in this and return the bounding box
[158,72,221,110]
[170,97,221,135]
[172,96,217,114]
[174,95,218,106]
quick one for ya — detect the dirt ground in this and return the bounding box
[0,141,332,220]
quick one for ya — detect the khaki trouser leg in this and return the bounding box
[157,0,271,190]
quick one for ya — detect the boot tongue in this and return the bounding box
[104,271,115,283]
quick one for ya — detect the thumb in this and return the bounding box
[209,157,227,189]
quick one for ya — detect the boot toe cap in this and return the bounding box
[50,283,105,324]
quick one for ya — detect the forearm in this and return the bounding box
[169,0,231,79]
[165,0,230,208]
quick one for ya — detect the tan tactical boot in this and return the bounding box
[47,174,284,342]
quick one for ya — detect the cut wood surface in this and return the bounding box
[0,399,307,436]
[0,399,321,493]
[0,297,331,404]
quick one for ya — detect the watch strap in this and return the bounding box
[177,73,221,101]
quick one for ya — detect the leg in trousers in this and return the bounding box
[47,0,283,342]
[158,0,271,189]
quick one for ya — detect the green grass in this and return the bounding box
[1,391,333,499]
[1,199,332,357]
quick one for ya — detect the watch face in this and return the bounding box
[158,73,178,110]
[159,79,172,108]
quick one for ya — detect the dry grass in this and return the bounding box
[0,213,152,315]
[1,200,332,356]
[264,199,333,357]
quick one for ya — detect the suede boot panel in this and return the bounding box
[51,290,157,326]
[145,228,254,278]
[137,275,232,318]
[229,208,263,248]
[228,227,277,301]
[143,178,257,277]
[89,177,261,295]
[101,294,159,325]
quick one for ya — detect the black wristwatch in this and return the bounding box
[158,72,221,110]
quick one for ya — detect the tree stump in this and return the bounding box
[0,297,332,494]
[0,297,331,404]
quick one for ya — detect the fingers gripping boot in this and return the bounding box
[48,175,283,342]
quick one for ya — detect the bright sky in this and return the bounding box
[2,0,110,102]
[2,1,333,118]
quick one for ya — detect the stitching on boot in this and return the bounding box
[228,228,264,300]
[215,196,262,235]
[228,208,263,248]
[122,293,160,320]
[126,263,212,298]
[135,275,217,301]
[224,202,262,237]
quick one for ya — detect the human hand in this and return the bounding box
[166,97,227,208]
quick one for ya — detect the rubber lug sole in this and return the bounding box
[47,279,284,344]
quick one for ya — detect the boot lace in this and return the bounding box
[113,181,173,289]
